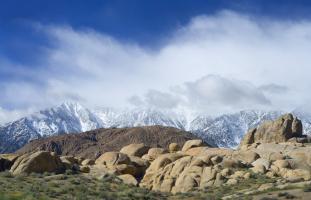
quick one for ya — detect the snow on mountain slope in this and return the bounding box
[1,102,311,153]
[95,107,186,130]
[0,102,102,152]
[189,110,283,148]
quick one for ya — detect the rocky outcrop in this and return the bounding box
[10,151,65,175]
[120,143,150,157]
[94,151,149,178]
[181,139,204,152]
[142,148,168,161]
[139,140,249,193]
[240,114,304,146]
[118,174,138,186]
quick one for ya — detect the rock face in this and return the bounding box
[94,152,149,178]
[240,114,303,146]
[10,151,65,175]
[181,139,204,152]
[120,143,150,157]
[118,174,138,186]
[139,143,252,193]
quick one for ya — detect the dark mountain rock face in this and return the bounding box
[16,125,208,159]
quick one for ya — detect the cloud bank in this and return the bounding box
[1,10,311,123]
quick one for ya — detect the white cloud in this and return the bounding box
[259,84,288,94]
[2,10,311,122]
[130,75,272,114]
[0,107,35,124]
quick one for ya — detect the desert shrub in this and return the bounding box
[303,184,311,192]
[0,170,13,178]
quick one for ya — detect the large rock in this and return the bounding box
[118,174,138,186]
[240,114,303,146]
[182,140,203,152]
[169,143,180,152]
[140,153,244,193]
[95,152,131,167]
[232,150,260,164]
[146,148,167,161]
[128,156,150,178]
[120,143,150,157]
[95,152,149,178]
[81,159,95,166]
[10,151,65,175]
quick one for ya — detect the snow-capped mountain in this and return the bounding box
[0,102,102,152]
[1,102,311,153]
[189,110,283,148]
[94,107,186,130]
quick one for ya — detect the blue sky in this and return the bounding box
[1,0,311,123]
[2,0,311,64]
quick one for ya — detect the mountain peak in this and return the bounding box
[1,104,311,154]
[60,101,85,110]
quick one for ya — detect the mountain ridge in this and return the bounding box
[1,102,311,153]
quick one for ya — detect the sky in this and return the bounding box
[1,0,311,123]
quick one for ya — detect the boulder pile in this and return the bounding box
[1,113,311,194]
[240,113,304,145]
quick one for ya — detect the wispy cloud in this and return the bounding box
[1,10,311,122]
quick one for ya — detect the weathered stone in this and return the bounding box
[10,151,65,175]
[273,160,290,169]
[182,140,203,152]
[141,154,152,161]
[200,166,217,188]
[240,128,256,146]
[95,152,131,167]
[147,148,167,161]
[266,171,277,178]
[222,158,242,168]
[251,164,266,174]
[252,158,270,170]
[144,153,184,175]
[118,174,138,186]
[243,172,251,179]
[169,143,180,152]
[269,152,285,161]
[81,159,95,166]
[240,114,303,146]
[226,179,238,185]
[230,171,245,179]
[128,156,149,177]
[211,156,222,165]
[258,183,275,191]
[185,147,209,156]
[80,166,90,173]
[60,156,79,169]
[232,151,260,164]
[284,169,311,181]
[120,143,150,157]
[221,168,232,177]
[214,173,225,186]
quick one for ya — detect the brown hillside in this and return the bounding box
[16,125,207,159]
